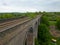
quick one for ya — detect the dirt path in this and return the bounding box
[49,25,60,37]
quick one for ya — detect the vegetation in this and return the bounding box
[35,38,39,45]
[56,18,60,30]
[57,38,60,45]
[0,13,26,20]
[40,16,49,26]
[38,24,51,45]
[0,12,40,23]
[25,12,38,19]
[35,13,52,45]
[35,12,60,45]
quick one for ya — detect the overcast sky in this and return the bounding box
[0,0,60,12]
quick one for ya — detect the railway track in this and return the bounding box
[0,17,32,45]
[0,17,30,32]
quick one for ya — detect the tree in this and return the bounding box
[40,16,49,26]
[38,24,51,45]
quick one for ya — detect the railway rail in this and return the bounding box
[0,17,30,32]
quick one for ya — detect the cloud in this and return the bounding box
[0,6,39,12]
[0,0,60,12]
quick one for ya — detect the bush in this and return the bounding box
[38,24,51,45]
[35,38,39,45]
[57,38,60,45]
[40,16,49,26]
[56,18,60,30]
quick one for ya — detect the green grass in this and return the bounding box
[49,21,56,25]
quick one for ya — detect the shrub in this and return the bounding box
[56,18,60,30]
[40,16,49,26]
[38,24,51,45]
